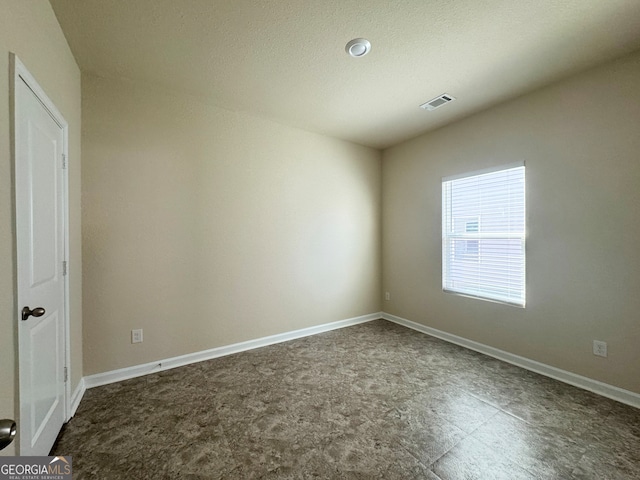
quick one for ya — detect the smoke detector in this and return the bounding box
[420,93,456,111]
[345,38,371,57]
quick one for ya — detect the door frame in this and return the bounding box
[11,54,72,452]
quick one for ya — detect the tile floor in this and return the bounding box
[53,320,640,479]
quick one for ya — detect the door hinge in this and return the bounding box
[62,261,67,276]
[62,154,67,169]
[64,367,68,383]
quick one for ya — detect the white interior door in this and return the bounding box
[15,58,68,456]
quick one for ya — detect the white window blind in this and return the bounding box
[442,164,526,307]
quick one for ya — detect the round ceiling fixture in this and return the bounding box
[345,38,371,57]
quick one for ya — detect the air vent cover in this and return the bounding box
[420,93,456,111]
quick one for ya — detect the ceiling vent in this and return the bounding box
[420,93,456,111]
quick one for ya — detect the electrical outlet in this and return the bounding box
[385,292,390,301]
[593,340,607,358]
[132,329,143,344]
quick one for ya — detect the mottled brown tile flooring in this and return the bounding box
[53,320,640,479]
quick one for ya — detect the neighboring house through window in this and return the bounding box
[453,217,479,261]
[442,163,526,306]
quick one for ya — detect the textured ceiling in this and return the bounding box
[50,0,640,149]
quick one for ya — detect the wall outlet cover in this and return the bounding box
[593,340,607,358]
[132,329,143,344]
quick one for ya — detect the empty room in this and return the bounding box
[1,0,640,478]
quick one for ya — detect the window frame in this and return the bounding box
[442,162,526,307]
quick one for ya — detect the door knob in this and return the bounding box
[21,306,45,321]
[0,419,16,451]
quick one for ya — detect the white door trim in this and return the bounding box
[11,54,72,445]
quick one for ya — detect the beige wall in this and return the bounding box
[0,0,82,455]
[382,51,640,394]
[82,74,381,375]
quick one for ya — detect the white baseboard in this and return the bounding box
[84,312,382,389]
[382,312,640,409]
[69,378,85,418]
[79,310,640,410]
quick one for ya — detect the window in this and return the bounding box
[442,163,525,306]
